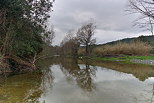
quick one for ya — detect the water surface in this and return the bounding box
[0,58,154,103]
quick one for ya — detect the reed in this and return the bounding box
[93,41,152,56]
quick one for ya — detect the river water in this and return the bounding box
[0,57,154,103]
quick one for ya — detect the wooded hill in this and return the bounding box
[96,35,154,47]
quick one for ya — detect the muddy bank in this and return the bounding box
[0,56,36,75]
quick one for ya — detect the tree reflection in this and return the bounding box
[59,58,96,92]
[2,57,154,103]
[134,83,154,103]
[151,84,154,103]
[0,61,54,103]
[24,68,53,103]
[76,61,96,92]
[81,60,154,81]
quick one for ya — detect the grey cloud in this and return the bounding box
[51,0,147,45]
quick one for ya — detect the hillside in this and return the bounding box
[96,35,154,47]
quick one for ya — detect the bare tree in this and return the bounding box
[77,22,96,55]
[127,0,154,35]
[60,30,80,56]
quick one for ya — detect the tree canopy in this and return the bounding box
[0,0,55,58]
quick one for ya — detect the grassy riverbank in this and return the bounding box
[94,56,154,61]
[79,56,154,65]
[78,40,154,65]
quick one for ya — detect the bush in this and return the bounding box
[93,41,153,56]
[78,48,86,56]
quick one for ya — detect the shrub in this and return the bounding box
[78,48,86,56]
[93,41,153,56]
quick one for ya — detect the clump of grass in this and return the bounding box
[93,41,153,56]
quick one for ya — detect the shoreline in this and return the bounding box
[80,56,154,66]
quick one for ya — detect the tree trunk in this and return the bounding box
[85,44,89,56]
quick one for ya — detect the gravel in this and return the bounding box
[130,59,154,65]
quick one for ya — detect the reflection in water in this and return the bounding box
[0,57,154,103]
[79,60,154,81]
[152,84,154,103]
[59,58,96,92]
[41,67,54,95]
[0,66,53,103]
[0,73,42,103]
[134,83,154,103]
[149,83,154,103]
[76,63,96,92]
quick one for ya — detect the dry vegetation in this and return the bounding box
[92,41,153,56]
[0,55,9,74]
[78,48,86,56]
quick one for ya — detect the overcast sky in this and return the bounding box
[50,0,150,45]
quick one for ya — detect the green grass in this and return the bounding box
[91,56,154,62]
[84,56,153,66]
[93,57,122,61]
[119,56,154,60]
[78,55,154,65]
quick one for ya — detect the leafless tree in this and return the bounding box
[60,30,80,56]
[127,0,154,35]
[77,22,96,55]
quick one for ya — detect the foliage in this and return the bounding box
[134,35,149,42]
[0,0,54,58]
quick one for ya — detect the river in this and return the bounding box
[0,57,154,103]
